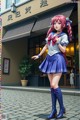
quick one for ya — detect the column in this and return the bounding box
[0,0,2,119]
[78,2,80,89]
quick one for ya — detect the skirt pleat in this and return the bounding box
[39,53,67,74]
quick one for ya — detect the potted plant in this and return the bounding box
[19,56,32,86]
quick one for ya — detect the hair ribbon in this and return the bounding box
[66,17,72,26]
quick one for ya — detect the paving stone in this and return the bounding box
[68,118,80,120]
[1,89,80,120]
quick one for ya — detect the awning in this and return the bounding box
[2,19,35,42]
[32,4,75,33]
[2,4,75,42]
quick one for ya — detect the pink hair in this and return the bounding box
[47,15,72,41]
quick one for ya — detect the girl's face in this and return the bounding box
[53,20,62,32]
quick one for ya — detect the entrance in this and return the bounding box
[28,31,79,88]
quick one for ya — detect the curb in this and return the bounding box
[1,86,80,96]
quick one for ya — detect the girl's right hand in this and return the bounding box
[31,55,39,60]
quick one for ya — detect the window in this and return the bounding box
[6,0,31,9]
[15,0,31,4]
[6,0,20,9]
[28,34,46,75]
[15,0,20,4]
[6,0,12,9]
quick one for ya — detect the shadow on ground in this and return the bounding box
[34,114,67,120]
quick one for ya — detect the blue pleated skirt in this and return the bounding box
[39,53,67,74]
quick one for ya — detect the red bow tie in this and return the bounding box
[48,34,58,45]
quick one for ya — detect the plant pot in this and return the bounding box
[21,80,28,87]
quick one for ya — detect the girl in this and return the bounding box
[32,15,72,119]
[70,69,74,87]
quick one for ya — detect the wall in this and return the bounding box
[1,38,28,86]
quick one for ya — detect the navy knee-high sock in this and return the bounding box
[54,87,64,110]
[47,88,57,119]
[51,88,57,111]
[54,87,65,119]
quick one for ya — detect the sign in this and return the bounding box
[3,58,10,74]
[2,0,71,26]
[7,0,48,21]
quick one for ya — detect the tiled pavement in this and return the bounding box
[0,89,80,120]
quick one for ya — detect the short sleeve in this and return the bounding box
[60,34,69,46]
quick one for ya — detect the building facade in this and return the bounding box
[1,0,80,89]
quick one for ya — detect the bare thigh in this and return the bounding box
[48,73,53,87]
[48,73,62,89]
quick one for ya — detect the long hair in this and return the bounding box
[47,15,72,41]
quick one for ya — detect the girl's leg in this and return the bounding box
[46,74,57,119]
[50,73,65,119]
[47,73,53,87]
[50,73,62,89]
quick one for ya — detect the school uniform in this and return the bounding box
[39,32,69,74]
